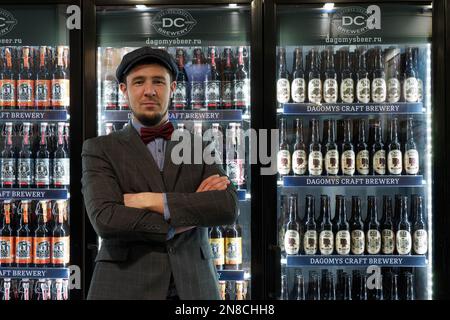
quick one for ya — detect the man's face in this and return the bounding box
[120,63,176,127]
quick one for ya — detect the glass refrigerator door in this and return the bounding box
[95,4,252,300]
[0,5,72,300]
[275,3,432,300]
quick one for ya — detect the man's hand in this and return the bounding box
[123,192,164,214]
[196,174,230,192]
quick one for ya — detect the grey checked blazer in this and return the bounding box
[81,124,238,300]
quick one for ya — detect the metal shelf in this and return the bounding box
[0,267,70,279]
[0,188,69,200]
[0,110,68,122]
[282,175,425,187]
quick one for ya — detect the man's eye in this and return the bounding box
[154,80,165,85]
[134,80,144,85]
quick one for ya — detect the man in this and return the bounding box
[81,47,238,300]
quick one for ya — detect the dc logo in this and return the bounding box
[151,9,197,38]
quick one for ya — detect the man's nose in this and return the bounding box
[143,84,156,96]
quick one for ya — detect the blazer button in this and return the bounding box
[168,247,175,254]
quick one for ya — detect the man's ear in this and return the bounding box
[119,83,128,98]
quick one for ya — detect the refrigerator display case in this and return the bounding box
[83,1,263,300]
[264,1,444,300]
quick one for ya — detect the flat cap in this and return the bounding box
[116,47,178,83]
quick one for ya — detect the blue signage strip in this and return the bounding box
[0,110,68,121]
[237,189,247,201]
[283,175,424,187]
[217,270,246,281]
[102,110,243,122]
[102,110,131,122]
[0,267,70,279]
[283,102,424,115]
[286,255,428,268]
[0,189,68,200]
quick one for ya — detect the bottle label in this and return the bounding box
[396,230,412,255]
[18,158,34,185]
[357,78,370,103]
[102,80,117,108]
[308,78,322,104]
[226,158,245,188]
[413,229,428,255]
[405,149,419,175]
[366,229,381,254]
[291,78,305,103]
[382,229,395,254]
[173,81,188,108]
[325,149,339,175]
[340,78,354,103]
[351,230,365,255]
[319,230,334,255]
[191,81,205,109]
[417,78,423,102]
[323,79,338,103]
[303,230,317,254]
[277,150,291,175]
[205,80,221,107]
[0,79,15,106]
[277,78,290,103]
[209,238,225,266]
[35,158,50,185]
[51,79,70,107]
[33,237,51,264]
[356,150,370,175]
[52,236,70,264]
[341,150,355,176]
[54,158,70,186]
[225,237,242,265]
[335,230,351,255]
[234,79,250,108]
[292,150,307,175]
[284,230,300,255]
[388,150,402,175]
[373,150,386,175]
[35,80,51,107]
[0,158,16,185]
[387,78,401,103]
[221,81,233,108]
[15,237,32,264]
[403,77,418,102]
[0,237,14,263]
[371,78,386,103]
[308,151,322,176]
[17,80,34,106]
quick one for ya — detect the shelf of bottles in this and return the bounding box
[0,45,71,301]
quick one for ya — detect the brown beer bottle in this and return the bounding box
[102,47,117,110]
[0,47,16,109]
[51,46,70,110]
[17,122,34,188]
[233,46,250,113]
[51,200,70,267]
[15,200,33,267]
[35,46,51,110]
[17,47,34,109]
[0,122,16,188]
[209,225,224,270]
[33,201,51,267]
[224,220,242,270]
[0,200,15,267]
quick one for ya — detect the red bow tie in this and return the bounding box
[140,122,174,144]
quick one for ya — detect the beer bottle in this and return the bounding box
[221,47,234,109]
[323,47,338,103]
[291,48,306,103]
[365,196,381,254]
[380,195,395,255]
[295,273,306,300]
[218,280,226,300]
[34,279,50,301]
[356,49,370,103]
[18,278,32,300]
[371,47,386,103]
[278,194,288,255]
[284,194,300,255]
[303,195,317,255]
[17,123,34,188]
[404,118,419,175]
[328,273,336,300]
[205,46,221,110]
[173,48,189,110]
[307,271,320,300]
[352,270,361,300]
[0,122,16,188]
[15,200,33,267]
[342,273,352,300]
[235,281,245,300]
[413,195,427,255]
[308,119,322,176]
[224,220,242,270]
[319,195,334,255]
[405,272,415,300]
[413,48,423,102]
[53,122,70,189]
[307,48,322,104]
[371,120,386,175]
[277,118,291,177]
[64,123,70,156]
[396,196,412,255]
[276,47,290,104]
[35,46,51,109]
[335,195,350,255]
[52,200,70,267]
[102,47,117,111]
[0,200,14,267]
[0,47,16,109]
[403,47,419,103]
[387,52,401,103]
[341,119,355,176]
[292,118,307,175]
[17,47,34,109]
[225,123,245,188]
[324,119,339,176]
[359,274,368,300]
[387,118,402,175]
[280,274,289,300]
[340,47,354,103]
[374,274,384,300]
[35,122,51,188]
[234,46,250,113]
[209,226,224,270]
[33,201,51,267]
[389,273,399,300]
[51,46,70,109]
[356,119,370,175]
[349,196,365,255]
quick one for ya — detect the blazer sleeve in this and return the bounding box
[165,158,239,228]
[81,138,170,243]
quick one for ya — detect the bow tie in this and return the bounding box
[140,122,174,144]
